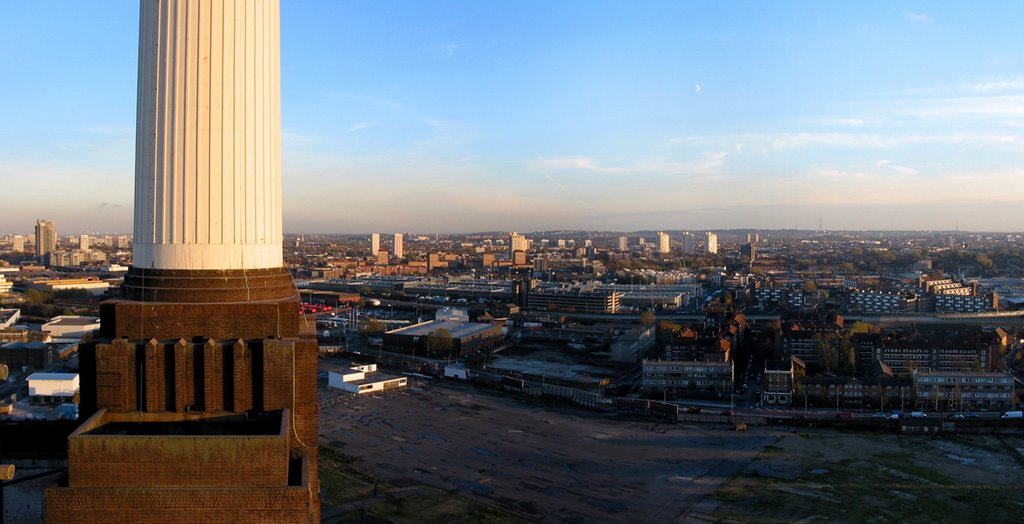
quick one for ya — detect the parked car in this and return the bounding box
[947,413,965,420]
[1001,411,1023,419]
[910,411,927,418]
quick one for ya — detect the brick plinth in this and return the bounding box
[45,487,314,524]
[121,266,297,303]
[50,268,319,523]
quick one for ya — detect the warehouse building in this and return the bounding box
[383,320,503,357]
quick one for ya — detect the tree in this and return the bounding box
[816,334,839,374]
[25,288,54,305]
[360,318,386,335]
[848,321,875,336]
[837,338,856,375]
[640,311,656,327]
[424,328,454,358]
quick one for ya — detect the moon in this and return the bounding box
[695,83,702,93]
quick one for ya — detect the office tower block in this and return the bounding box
[36,219,57,264]
[393,233,404,259]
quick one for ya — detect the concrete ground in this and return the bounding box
[318,379,780,523]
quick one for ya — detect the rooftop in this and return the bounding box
[43,316,100,326]
[387,320,499,339]
[27,372,78,381]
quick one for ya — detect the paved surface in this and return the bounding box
[319,379,781,523]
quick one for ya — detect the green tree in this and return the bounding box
[25,288,55,305]
[640,311,657,326]
[424,328,454,358]
[816,334,839,374]
[848,321,875,336]
[360,318,386,334]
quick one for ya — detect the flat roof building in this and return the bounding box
[528,288,621,313]
[383,320,503,357]
[42,315,100,338]
[27,372,79,399]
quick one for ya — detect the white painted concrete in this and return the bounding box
[133,0,283,270]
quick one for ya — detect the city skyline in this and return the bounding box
[2,1,1024,234]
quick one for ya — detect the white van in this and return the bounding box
[1001,411,1023,419]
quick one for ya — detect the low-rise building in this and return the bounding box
[609,326,656,363]
[0,308,20,329]
[761,356,806,406]
[0,340,59,370]
[27,372,79,401]
[41,315,101,338]
[848,290,916,313]
[527,288,621,313]
[912,370,1015,412]
[383,320,503,357]
[27,278,109,296]
[642,360,734,399]
[328,364,407,395]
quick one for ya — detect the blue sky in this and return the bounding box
[2,1,1024,235]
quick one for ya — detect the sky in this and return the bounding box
[2,1,1024,235]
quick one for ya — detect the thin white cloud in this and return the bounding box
[415,117,475,148]
[968,76,1024,93]
[673,129,1024,153]
[828,118,865,126]
[431,43,466,60]
[530,152,727,177]
[346,121,377,133]
[905,11,931,23]
[324,92,404,112]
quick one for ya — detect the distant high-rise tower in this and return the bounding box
[509,231,528,257]
[618,236,628,252]
[741,242,757,261]
[393,233,404,259]
[47,1,319,521]
[12,235,25,253]
[35,219,56,264]
[705,231,719,254]
[79,234,90,251]
[371,232,380,255]
[657,232,670,254]
[681,232,696,254]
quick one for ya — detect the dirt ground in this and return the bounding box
[709,430,1024,523]
[318,379,780,523]
[318,378,1024,523]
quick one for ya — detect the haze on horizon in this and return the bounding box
[1,1,1023,236]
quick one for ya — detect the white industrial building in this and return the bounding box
[27,372,80,401]
[41,316,101,338]
[328,364,407,395]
